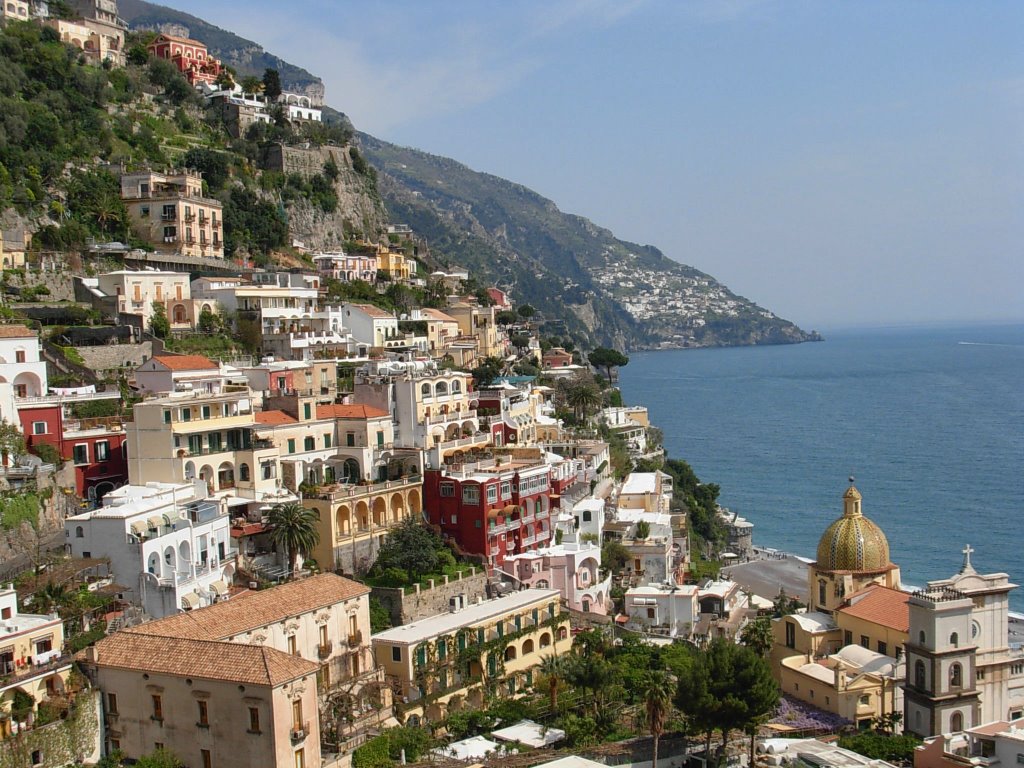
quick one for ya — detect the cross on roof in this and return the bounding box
[960,543,976,575]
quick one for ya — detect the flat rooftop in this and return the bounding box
[371,588,559,645]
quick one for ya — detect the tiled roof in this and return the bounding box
[421,308,458,323]
[254,410,297,425]
[90,632,317,686]
[0,324,37,339]
[316,404,389,420]
[126,573,369,641]
[351,303,394,319]
[152,354,218,371]
[836,584,910,632]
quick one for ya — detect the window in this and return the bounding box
[75,526,84,538]
[392,647,401,663]
[248,706,261,733]
[164,410,172,424]
[844,630,853,646]
[878,641,888,656]
[30,750,41,767]
[303,403,312,420]
[107,693,118,714]
[202,405,211,419]
[785,621,796,649]
[919,630,927,645]
[818,580,827,607]
[437,638,447,660]
[647,607,656,619]
[462,486,480,504]
[288,635,297,655]
[181,408,191,422]
[416,646,426,667]
[73,444,89,465]
[152,694,163,721]
[440,483,455,497]
[324,434,331,448]
[346,432,355,447]
[486,485,498,503]
[950,663,963,688]
[915,660,927,689]
[292,699,303,730]
[95,441,110,462]
[295,749,305,768]
[951,712,963,732]
[239,463,250,482]
[950,632,959,648]
[288,439,296,454]
[977,669,986,681]
[197,700,209,726]
[377,431,384,447]
[32,422,46,435]
[15,350,25,363]
[860,635,870,649]
[304,436,315,451]
[201,749,211,768]
[500,481,511,498]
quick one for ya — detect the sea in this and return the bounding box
[617,323,1024,613]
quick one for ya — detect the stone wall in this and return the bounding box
[371,568,489,626]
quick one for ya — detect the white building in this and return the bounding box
[64,480,236,618]
[0,325,48,400]
[134,354,230,396]
[340,303,399,349]
[624,582,699,638]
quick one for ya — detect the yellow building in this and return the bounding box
[446,302,502,358]
[0,584,73,737]
[375,244,413,282]
[120,170,224,259]
[371,588,571,726]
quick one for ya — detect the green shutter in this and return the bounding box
[458,633,466,651]
[288,439,296,454]
[437,638,446,660]
[416,646,426,667]
[304,403,311,419]
[477,628,485,644]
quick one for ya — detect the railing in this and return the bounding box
[347,630,363,648]
[313,476,420,501]
[290,722,309,742]
[0,655,72,689]
[318,642,333,659]
[425,409,476,425]
[434,432,489,451]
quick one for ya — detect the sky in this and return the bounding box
[167,0,1023,330]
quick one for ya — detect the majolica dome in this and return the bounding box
[815,486,891,572]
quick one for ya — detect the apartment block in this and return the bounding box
[120,170,224,258]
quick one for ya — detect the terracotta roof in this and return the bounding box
[90,632,317,686]
[254,410,297,425]
[350,303,394,319]
[152,354,219,371]
[316,404,389,420]
[836,584,910,632]
[126,573,369,641]
[151,32,207,48]
[420,308,458,323]
[0,324,37,339]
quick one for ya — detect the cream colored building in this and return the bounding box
[84,632,321,768]
[97,270,203,330]
[120,170,224,259]
[375,244,413,282]
[446,302,502,358]
[125,389,280,499]
[371,588,571,726]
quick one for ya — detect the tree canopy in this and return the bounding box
[588,346,630,381]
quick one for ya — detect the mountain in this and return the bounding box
[358,135,819,350]
[117,1,819,351]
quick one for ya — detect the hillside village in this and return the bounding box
[0,6,1020,768]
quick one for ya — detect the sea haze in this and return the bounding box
[619,324,1024,612]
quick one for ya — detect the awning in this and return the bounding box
[208,580,229,596]
[130,521,148,536]
[181,592,200,610]
[147,516,165,530]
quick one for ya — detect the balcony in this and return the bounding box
[425,409,477,426]
[184,212,195,222]
[312,476,421,502]
[318,641,333,659]
[290,722,309,742]
[347,630,362,648]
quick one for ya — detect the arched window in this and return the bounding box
[950,632,959,648]
[951,712,963,732]
[451,380,461,393]
[582,510,592,522]
[504,646,517,661]
[421,383,431,398]
[75,526,84,538]
[919,630,927,645]
[239,463,250,482]
[522,638,534,654]
[557,627,568,640]
[819,580,827,607]
[539,632,551,649]
[435,381,448,397]
[915,660,927,689]
[950,663,962,688]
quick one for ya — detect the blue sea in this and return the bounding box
[618,323,1024,612]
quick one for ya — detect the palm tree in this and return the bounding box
[565,381,601,423]
[642,670,675,768]
[538,654,565,712]
[34,581,69,614]
[268,502,321,577]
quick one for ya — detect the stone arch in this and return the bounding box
[522,638,534,655]
[355,500,370,531]
[372,496,387,526]
[951,711,963,732]
[13,371,42,398]
[421,382,431,398]
[445,423,460,440]
[147,552,159,574]
[504,645,517,662]
[451,379,461,394]
[539,632,551,649]
[335,504,351,536]
[435,381,448,397]
[202,303,212,313]
[950,632,959,648]
[95,481,115,501]
[184,460,196,480]
[390,492,404,523]
[199,464,214,490]
[557,626,568,641]
[342,458,360,483]
[217,461,234,489]
[172,304,187,324]
[408,488,421,516]
[950,663,963,688]
[239,463,250,482]
[163,545,176,573]
[178,540,191,568]
[460,420,476,436]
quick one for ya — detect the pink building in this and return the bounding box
[505,541,612,615]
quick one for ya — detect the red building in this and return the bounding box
[147,33,222,86]
[18,400,128,502]
[424,456,554,572]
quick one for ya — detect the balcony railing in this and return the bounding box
[318,642,333,659]
[290,722,309,742]
[312,476,420,501]
[347,630,362,648]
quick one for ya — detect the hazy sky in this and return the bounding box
[169,0,1023,329]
